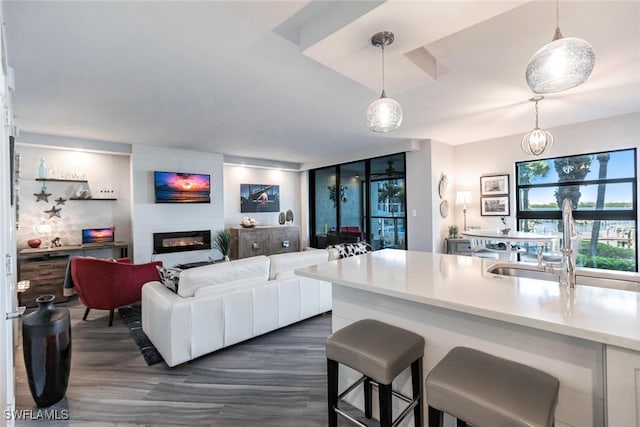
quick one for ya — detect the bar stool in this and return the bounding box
[426,347,559,427]
[326,319,425,427]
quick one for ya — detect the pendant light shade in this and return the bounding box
[367,90,403,133]
[526,1,595,93]
[367,32,403,133]
[521,96,554,156]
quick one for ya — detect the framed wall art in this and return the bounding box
[480,174,509,196]
[240,183,280,213]
[480,196,510,216]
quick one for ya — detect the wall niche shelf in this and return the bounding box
[69,197,117,201]
[36,178,89,182]
[36,178,88,183]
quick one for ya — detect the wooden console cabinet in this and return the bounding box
[18,256,69,307]
[230,225,300,259]
[18,243,129,307]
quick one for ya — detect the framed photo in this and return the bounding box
[480,174,509,196]
[240,183,280,213]
[481,196,510,216]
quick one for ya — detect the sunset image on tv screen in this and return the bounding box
[155,172,211,203]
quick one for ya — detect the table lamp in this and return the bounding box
[34,222,53,249]
[456,191,472,231]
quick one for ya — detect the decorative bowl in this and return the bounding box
[240,224,256,228]
[27,239,42,248]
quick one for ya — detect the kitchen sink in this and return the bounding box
[486,262,639,292]
[486,265,558,281]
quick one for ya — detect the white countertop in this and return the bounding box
[296,249,640,351]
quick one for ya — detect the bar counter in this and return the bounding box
[296,249,640,427]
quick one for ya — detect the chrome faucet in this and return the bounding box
[538,198,577,288]
[560,198,577,288]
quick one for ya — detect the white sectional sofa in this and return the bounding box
[141,249,333,367]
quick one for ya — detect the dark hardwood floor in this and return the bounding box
[14,298,376,426]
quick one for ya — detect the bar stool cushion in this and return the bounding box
[427,347,559,427]
[326,319,424,385]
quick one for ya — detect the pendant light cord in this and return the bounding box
[534,99,540,128]
[381,43,386,95]
[553,0,563,40]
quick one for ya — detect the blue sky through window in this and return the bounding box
[519,149,635,206]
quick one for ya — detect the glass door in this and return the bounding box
[312,166,337,248]
[309,153,407,250]
[339,161,366,244]
[369,154,406,250]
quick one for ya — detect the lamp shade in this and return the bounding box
[35,223,52,235]
[456,191,472,206]
[526,36,595,94]
[521,128,554,156]
[367,92,403,133]
[521,95,554,156]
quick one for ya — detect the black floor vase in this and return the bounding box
[22,294,72,407]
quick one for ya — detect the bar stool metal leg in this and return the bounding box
[428,406,443,427]
[364,377,373,418]
[411,358,423,427]
[327,359,339,427]
[378,383,393,426]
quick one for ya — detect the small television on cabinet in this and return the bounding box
[82,227,115,245]
[154,171,211,203]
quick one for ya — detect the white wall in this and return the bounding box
[405,141,433,251]
[223,164,302,230]
[452,112,640,231]
[429,140,456,251]
[131,145,224,265]
[15,143,131,250]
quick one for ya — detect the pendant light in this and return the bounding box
[525,0,595,93]
[367,31,403,133]
[521,96,554,156]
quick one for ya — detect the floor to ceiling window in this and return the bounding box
[369,156,405,250]
[516,148,637,271]
[309,153,406,250]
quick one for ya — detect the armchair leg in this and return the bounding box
[108,309,114,326]
[82,307,90,321]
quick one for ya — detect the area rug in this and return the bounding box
[118,303,164,366]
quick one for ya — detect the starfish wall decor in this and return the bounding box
[44,205,61,218]
[54,197,67,205]
[33,188,52,202]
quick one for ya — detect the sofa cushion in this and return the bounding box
[177,256,270,298]
[193,276,266,298]
[268,249,329,280]
[156,266,182,293]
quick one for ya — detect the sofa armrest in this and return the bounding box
[141,281,192,367]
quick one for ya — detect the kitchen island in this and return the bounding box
[296,249,640,427]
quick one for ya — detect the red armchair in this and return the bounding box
[70,257,162,326]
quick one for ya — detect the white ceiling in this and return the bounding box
[4,1,639,166]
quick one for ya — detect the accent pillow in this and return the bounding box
[334,242,372,258]
[156,266,182,294]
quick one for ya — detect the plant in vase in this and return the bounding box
[500,217,511,235]
[213,229,232,261]
[448,225,459,239]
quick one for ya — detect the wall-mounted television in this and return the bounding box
[154,171,211,203]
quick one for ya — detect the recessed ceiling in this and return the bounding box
[4,1,639,167]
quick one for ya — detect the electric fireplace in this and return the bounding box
[152,230,211,254]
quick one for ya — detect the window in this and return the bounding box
[309,153,406,250]
[516,148,637,272]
